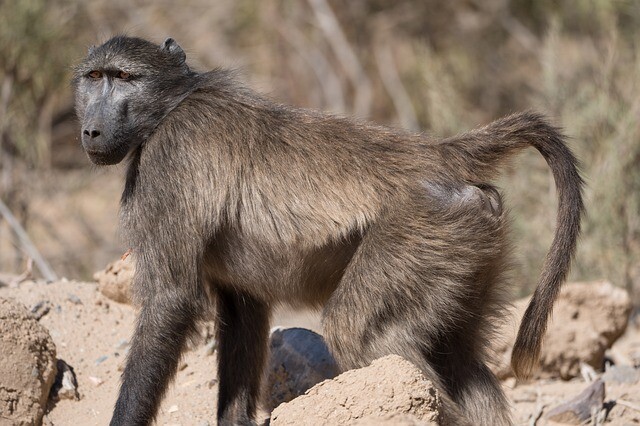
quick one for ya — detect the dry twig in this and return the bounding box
[617,399,640,413]
[0,197,57,281]
[374,43,419,131]
[307,0,372,117]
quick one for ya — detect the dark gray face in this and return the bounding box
[73,36,193,165]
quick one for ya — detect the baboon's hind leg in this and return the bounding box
[323,189,511,426]
[429,330,512,426]
[215,288,270,426]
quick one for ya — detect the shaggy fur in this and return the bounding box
[73,36,584,426]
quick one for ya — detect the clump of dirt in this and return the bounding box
[93,256,134,305]
[270,355,442,425]
[491,280,631,380]
[0,297,57,426]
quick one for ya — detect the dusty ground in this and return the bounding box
[0,278,321,425]
[0,277,639,425]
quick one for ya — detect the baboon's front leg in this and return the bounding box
[111,293,201,426]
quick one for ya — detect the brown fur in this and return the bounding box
[73,36,584,426]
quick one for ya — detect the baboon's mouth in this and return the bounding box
[85,149,126,165]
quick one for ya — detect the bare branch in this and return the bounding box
[9,257,33,286]
[307,0,372,117]
[0,197,57,281]
[374,43,419,131]
[617,399,640,413]
[277,23,346,113]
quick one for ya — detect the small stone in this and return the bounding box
[179,362,188,371]
[168,404,179,413]
[95,355,108,365]
[67,294,82,305]
[30,301,51,320]
[50,359,80,401]
[204,339,217,356]
[116,339,129,350]
[602,364,640,385]
[88,376,104,386]
[545,379,605,424]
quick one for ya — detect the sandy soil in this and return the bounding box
[0,278,321,426]
[0,277,638,425]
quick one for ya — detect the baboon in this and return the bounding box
[73,36,583,426]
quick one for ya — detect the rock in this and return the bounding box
[0,297,57,426]
[490,281,631,379]
[50,359,79,401]
[270,355,442,426]
[115,339,129,350]
[88,376,104,387]
[602,365,640,385]
[30,300,52,320]
[66,294,82,305]
[545,379,605,424]
[93,257,134,304]
[263,327,340,411]
[203,339,217,356]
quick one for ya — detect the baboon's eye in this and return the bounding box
[117,71,131,80]
[88,70,102,79]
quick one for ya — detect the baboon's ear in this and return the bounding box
[162,37,186,64]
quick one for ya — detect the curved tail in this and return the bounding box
[432,111,584,379]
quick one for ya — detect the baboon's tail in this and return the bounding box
[432,111,584,379]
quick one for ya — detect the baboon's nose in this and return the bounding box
[83,129,101,138]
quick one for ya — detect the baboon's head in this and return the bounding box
[73,36,193,165]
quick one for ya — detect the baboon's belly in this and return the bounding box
[203,230,361,306]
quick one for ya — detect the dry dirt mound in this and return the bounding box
[0,297,57,426]
[270,355,441,425]
[93,256,134,305]
[491,280,631,380]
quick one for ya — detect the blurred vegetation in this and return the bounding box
[0,0,638,304]
[0,0,84,167]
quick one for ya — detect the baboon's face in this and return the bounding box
[73,36,191,165]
